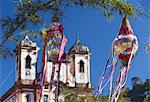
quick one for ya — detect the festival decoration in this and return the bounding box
[40,16,67,102]
[95,16,138,102]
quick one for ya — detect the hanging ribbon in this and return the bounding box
[111,43,135,102]
[55,34,67,102]
[58,35,67,61]
[40,51,48,97]
[94,49,112,96]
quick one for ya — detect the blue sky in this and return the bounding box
[0,0,150,96]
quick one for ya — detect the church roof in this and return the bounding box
[21,36,37,47]
[69,36,89,53]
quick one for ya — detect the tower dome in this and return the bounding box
[69,36,89,53]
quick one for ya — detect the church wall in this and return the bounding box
[42,87,56,102]
[46,62,66,83]
[67,57,75,87]
[15,94,18,102]
[46,62,53,82]
[59,63,66,83]
[3,92,18,102]
[22,92,34,102]
[87,54,91,88]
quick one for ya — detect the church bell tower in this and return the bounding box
[15,36,39,85]
[68,36,91,88]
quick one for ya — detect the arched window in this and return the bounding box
[79,60,84,73]
[44,95,48,102]
[25,55,31,69]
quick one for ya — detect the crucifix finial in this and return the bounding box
[77,35,80,43]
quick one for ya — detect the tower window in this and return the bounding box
[26,94,31,102]
[25,55,31,69]
[44,95,48,102]
[79,60,84,73]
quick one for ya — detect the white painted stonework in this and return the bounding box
[45,52,91,88]
[3,93,18,102]
[46,62,66,83]
[67,57,76,87]
[42,85,56,102]
[21,50,37,80]
[22,92,34,102]
[75,54,89,84]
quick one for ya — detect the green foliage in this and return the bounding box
[59,87,94,102]
[60,87,130,102]
[94,96,108,102]
[0,47,13,59]
[119,88,131,102]
[127,77,150,102]
[58,77,150,102]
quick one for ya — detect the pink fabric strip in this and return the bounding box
[58,35,67,61]
[41,53,47,86]
[113,34,137,42]
[94,48,112,96]
[40,53,47,96]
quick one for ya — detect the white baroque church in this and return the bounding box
[0,35,92,102]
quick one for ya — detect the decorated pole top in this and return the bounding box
[48,16,64,34]
[118,16,134,35]
[51,16,59,22]
[40,16,66,63]
[41,16,64,39]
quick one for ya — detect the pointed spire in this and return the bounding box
[76,35,80,43]
[25,35,29,40]
[69,35,89,53]
[118,16,134,35]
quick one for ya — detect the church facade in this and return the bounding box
[0,35,92,102]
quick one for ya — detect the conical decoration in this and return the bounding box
[113,16,138,64]
[118,16,134,35]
